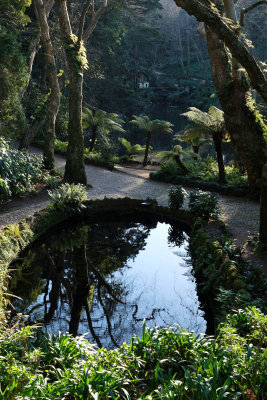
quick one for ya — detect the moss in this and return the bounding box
[246,93,267,143]
[63,34,88,74]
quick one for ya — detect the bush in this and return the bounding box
[48,183,87,213]
[189,190,219,219]
[153,156,249,195]
[0,137,43,201]
[168,185,186,210]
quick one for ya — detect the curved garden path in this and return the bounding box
[0,148,265,273]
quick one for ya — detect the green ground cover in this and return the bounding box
[151,158,249,196]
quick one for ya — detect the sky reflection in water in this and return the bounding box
[11,220,206,349]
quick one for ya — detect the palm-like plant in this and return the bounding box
[181,106,226,183]
[175,131,213,154]
[118,137,146,161]
[130,115,173,166]
[156,145,191,174]
[82,108,125,152]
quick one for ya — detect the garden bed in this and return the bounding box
[150,169,250,197]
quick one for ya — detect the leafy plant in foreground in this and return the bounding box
[48,183,87,213]
[0,137,43,201]
[1,308,266,399]
[189,189,220,220]
[168,185,186,210]
[118,137,147,162]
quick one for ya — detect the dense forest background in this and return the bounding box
[1,0,266,151]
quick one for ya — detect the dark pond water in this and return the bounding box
[10,217,206,348]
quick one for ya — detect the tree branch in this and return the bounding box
[240,1,267,27]
[77,0,92,46]
[173,0,267,102]
[83,0,107,43]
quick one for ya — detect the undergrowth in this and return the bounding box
[0,307,266,399]
[0,137,44,202]
[151,158,248,196]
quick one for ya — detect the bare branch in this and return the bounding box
[83,0,107,43]
[240,1,267,27]
[77,0,92,46]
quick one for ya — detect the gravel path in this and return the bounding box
[0,149,261,257]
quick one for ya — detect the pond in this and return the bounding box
[10,215,206,349]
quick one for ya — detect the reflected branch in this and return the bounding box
[97,284,119,348]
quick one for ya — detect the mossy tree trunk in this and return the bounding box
[205,27,266,195]
[54,0,107,184]
[64,68,87,184]
[18,0,55,151]
[55,0,87,184]
[34,0,60,171]
[212,132,226,183]
[260,164,267,248]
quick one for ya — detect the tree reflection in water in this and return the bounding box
[10,218,206,349]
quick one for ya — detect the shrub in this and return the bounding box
[0,137,43,201]
[189,189,219,219]
[48,183,87,213]
[168,185,186,210]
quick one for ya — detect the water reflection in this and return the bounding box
[10,219,206,348]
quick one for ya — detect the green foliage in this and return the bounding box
[189,190,219,220]
[130,115,173,134]
[0,0,30,134]
[95,132,118,167]
[83,108,125,133]
[118,137,146,161]
[168,185,185,210]
[152,157,248,195]
[48,183,87,213]
[0,137,43,201]
[0,307,266,399]
[54,139,68,154]
[84,150,119,170]
[190,221,267,322]
[54,139,118,170]
[63,34,88,72]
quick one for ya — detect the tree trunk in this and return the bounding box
[19,0,54,100]
[64,70,87,184]
[205,27,266,194]
[34,0,60,171]
[259,164,267,248]
[89,126,98,152]
[193,145,199,154]
[212,132,226,183]
[174,155,189,174]
[143,131,152,166]
[55,0,87,184]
